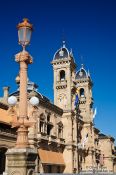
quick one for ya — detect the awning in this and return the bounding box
[0,108,12,125]
[38,149,65,166]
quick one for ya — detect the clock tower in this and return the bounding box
[51,41,76,111]
[51,41,78,173]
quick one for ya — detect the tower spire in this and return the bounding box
[81,63,84,69]
[62,40,66,48]
[80,55,84,68]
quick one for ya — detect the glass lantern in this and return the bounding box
[17,18,33,50]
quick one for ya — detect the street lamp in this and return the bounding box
[8,96,17,106]
[5,18,38,175]
[17,18,33,50]
[29,96,39,106]
[9,18,36,148]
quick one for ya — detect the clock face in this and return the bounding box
[58,94,67,109]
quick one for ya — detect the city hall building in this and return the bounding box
[0,42,116,174]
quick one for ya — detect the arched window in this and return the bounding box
[47,114,53,135]
[57,121,63,138]
[60,70,65,81]
[80,88,85,97]
[39,113,45,133]
[47,115,50,122]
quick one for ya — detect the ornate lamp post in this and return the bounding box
[5,19,38,175]
[14,18,33,148]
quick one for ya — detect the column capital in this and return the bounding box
[15,51,33,64]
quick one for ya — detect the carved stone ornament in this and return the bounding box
[11,170,22,175]
[15,51,33,64]
[8,106,17,116]
[12,118,36,128]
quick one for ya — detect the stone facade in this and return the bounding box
[51,42,116,173]
[0,42,115,174]
[0,102,17,174]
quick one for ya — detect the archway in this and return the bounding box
[60,70,65,81]
[0,147,7,174]
[80,88,85,97]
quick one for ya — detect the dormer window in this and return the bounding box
[59,49,64,57]
[60,70,65,81]
[80,88,85,97]
[79,71,83,77]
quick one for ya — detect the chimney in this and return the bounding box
[3,86,10,101]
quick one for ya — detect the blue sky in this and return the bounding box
[0,0,115,140]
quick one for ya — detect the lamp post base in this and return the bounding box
[5,148,37,175]
[15,125,29,148]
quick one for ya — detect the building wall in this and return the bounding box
[99,138,114,173]
[51,44,116,173]
[0,42,115,173]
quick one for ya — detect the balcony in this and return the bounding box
[48,136,65,146]
[56,80,67,89]
[59,137,65,144]
[37,132,48,142]
[79,96,86,104]
[48,135,57,143]
[0,127,17,138]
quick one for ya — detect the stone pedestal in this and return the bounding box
[5,148,37,175]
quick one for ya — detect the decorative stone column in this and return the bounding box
[5,50,37,175]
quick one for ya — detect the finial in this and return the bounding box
[80,55,84,67]
[27,77,29,82]
[17,18,33,30]
[59,48,64,57]
[70,48,74,57]
[88,69,91,77]
[15,74,20,84]
[70,48,72,54]
[62,40,66,48]
[81,64,84,68]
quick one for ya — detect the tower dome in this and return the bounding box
[53,41,72,60]
[76,64,88,79]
